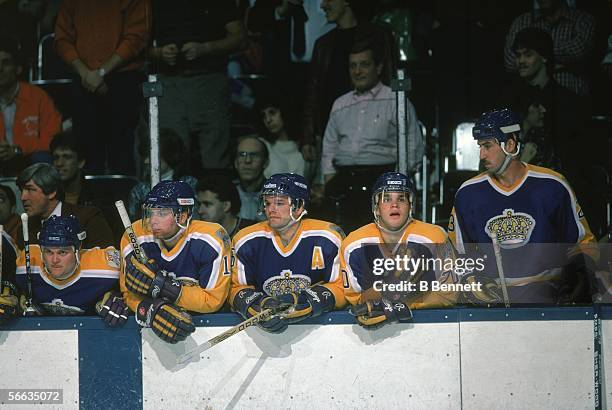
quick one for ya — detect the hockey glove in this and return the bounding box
[276,285,336,324]
[233,288,288,333]
[125,256,182,303]
[96,291,129,327]
[0,281,19,324]
[136,299,195,344]
[459,273,504,306]
[349,299,413,329]
[19,294,44,316]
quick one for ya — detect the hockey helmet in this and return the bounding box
[143,180,195,230]
[261,173,309,209]
[39,215,86,250]
[371,172,415,231]
[472,108,522,143]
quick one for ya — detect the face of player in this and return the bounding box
[376,192,411,230]
[21,180,55,218]
[235,138,267,185]
[147,208,185,239]
[197,190,226,224]
[261,107,285,136]
[53,147,84,182]
[42,246,77,280]
[0,51,20,89]
[349,50,382,94]
[264,195,300,230]
[478,138,518,173]
[321,0,348,23]
[515,47,546,80]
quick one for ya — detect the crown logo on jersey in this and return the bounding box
[485,208,535,248]
[263,270,310,297]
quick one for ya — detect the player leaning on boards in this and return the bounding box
[0,227,19,325]
[230,173,346,333]
[343,172,458,328]
[120,181,231,343]
[13,215,128,324]
[449,108,597,304]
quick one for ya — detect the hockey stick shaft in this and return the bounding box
[115,200,148,263]
[177,281,326,365]
[20,213,35,312]
[0,224,3,293]
[176,307,280,365]
[594,304,603,409]
[490,233,510,308]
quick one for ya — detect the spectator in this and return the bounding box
[15,163,114,249]
[151,0,246,172]
[54,0,150,174]
[301,0,396,163]
[0,184,17,227]
[128,128,197,221]
[247,0,334,118]
[233,135,268,221]
[0,36,61,176]
[196,175,256,238]
[255,95,309,179]
[321,39,423,233]
[504,0,597,96]
[499,28,587,173]
[50,130,87,205]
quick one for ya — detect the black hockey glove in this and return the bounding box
[459,273,504,306]
[275,285,336,324]
[0,281,18,325]
[125,256,182,303]
[136,299,195,344]
[233,288,289,333]
[349,298,413,329]
[96,291,129,327]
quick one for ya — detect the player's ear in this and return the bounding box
[222,200,231,214]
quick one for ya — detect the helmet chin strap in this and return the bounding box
[491,140,521,176]
[274,207,307,233]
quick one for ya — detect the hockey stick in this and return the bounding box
[0,224,3,294]
[176,281,326,365]
[21,213,37,315]
[175,306,289,365]
[490,233,510,308]
[593,303,603,410]
[115,200,148,263]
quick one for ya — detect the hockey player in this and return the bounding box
[120,181,231,343]
[230,173,345,333]
[14,215,128,325]
[0,230,18,325]
[449,108,597,304]
[342,172,458,328]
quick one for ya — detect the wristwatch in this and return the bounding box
[98,68,107,77]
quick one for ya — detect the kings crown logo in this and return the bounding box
[485,208,535,248]
[263,270,310,297]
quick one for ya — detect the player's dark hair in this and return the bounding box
[17,163,64,201]
[0,184,16,207]
[50,130,86,160]
[196,174,241,216]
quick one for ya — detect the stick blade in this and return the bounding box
[176,341,213,366]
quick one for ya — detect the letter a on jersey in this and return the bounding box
[311,246,325,270]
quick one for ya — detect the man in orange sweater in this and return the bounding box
[0,37,62,176]
[54,0,150,175]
